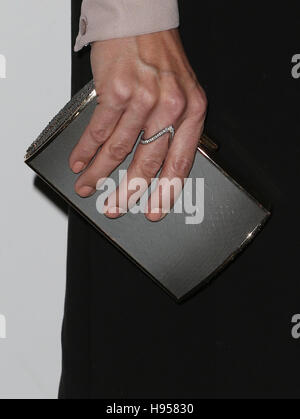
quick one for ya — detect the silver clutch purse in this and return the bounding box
[25,81,270,302]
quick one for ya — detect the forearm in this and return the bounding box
[74,0,179,51]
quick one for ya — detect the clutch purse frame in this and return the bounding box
[25,81,270,302]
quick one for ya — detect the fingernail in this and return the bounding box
[105,207,126,218]
[147,208,166,222]
[72,161,85,174]
[77,186,95,197]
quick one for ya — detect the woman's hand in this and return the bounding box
[69,29,207,221]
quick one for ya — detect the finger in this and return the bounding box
[105,102,183,218]
[75,97,154,197]
[69,101,124,173]
[146,92,207,221]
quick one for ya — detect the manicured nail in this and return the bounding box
[72,161,85,174]
[105,207,125,218]
[77,186,95,197]
[147,208,166,222]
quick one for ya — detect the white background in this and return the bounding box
[0,0,71,398]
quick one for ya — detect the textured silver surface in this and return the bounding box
[25,80,95,160]
[25,81,270,301]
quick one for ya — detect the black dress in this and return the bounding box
[59,0,300,399]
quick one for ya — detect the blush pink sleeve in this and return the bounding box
[74,0,179,51]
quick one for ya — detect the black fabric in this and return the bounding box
[59,0,300,399]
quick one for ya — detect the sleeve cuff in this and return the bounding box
[74,0,179,52]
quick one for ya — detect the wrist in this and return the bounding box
[75,0,179,52]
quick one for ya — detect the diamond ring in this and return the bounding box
[138,125,175,145]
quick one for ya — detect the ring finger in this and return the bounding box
[75,98,154,197]
[105,106,183,217]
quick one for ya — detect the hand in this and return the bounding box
[69,29,207,221]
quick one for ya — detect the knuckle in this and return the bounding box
[89,126,107,145]
[162,91,187,118]
[189,88,208,119]
[136,88,157,110]
[110,79,132,104]
[139,157,162,178]
[170,157,193,177]
[107,141,132,161]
